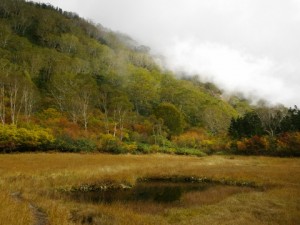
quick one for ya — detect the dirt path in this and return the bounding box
[11,192,49,225]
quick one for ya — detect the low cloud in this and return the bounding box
[162,38,299,106]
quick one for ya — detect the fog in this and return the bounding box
[32,0,300,106]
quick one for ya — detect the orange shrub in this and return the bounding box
[236,140,247,151]
[276,132,300,156]
[132,120,153,136]
[172,130,207,149]
[36,108,84,139]
[171,129,220,153]
[234,136,269,155]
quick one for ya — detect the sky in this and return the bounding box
[31,0,300,107]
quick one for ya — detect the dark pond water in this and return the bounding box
[69,181,213,204]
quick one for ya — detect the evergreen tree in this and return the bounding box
[280,106,300,132]
[229,111,264,138]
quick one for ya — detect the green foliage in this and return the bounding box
[0,125,54,151]
[98,133,123,153]
[121,142,138,153]
[154,102,185,135]
[125,66,160,115]
[135,143,167,154]
[229,111,264,138]
[227,95,252,115]
[175,148,207,157]
[160,75,237,132]
[280,106,300,132]
[53,135,96,152]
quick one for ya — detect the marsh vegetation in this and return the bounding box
[0,153,299,225]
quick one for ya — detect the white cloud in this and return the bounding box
[163,39,292,104]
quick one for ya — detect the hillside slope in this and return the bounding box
[0,0,243,153]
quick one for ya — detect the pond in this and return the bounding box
[69,181,212,204]
[67,179,256,213]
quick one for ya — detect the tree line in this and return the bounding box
[228,106,300,156]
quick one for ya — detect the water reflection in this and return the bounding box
[70,181,211,203]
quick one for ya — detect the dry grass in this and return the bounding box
[180,185,254,206]
[0,189,32,225]
[0,153,299,224]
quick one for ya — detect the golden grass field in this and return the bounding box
[0,153,299,225]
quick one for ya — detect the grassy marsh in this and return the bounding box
[0,153,299,224]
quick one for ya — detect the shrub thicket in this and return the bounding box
[228,133,300,156]
[0,125,54,152]
[53,135,96,152]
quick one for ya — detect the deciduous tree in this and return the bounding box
[154,102,184,136]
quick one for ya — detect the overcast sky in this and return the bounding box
[32,0,300,107]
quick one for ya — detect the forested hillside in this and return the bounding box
[0,0,299,156]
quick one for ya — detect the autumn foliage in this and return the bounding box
[276,132,300,156]
[172,129,212,150]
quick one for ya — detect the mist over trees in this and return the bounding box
[0,0,299,156]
